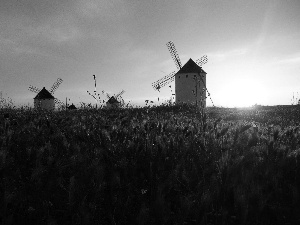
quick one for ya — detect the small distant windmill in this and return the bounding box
[28,78,64,110]
[105,90,125,108]
[67,103,77,110]
[152,41,214,107]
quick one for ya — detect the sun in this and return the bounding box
[223,78,264,107]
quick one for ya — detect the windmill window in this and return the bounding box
[186,75,188,78]
[179,76,180,78]
[194,75,196,78]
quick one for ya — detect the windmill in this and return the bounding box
[67,103,77,110]
[28,78,64,110]
[105,90,125,108]
[152,41,214,107]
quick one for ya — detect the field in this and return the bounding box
[1,104,300,225]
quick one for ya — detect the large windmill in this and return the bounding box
[152,41,213,107]
[28,78,64,110]
[105,90,125,108]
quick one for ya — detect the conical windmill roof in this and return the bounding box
[34,87,55,99]
[107,96,120,104]
[176,58,206,74]
[67,103,77,110]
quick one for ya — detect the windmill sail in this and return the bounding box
[152,41,182,91]
[49,78,63,94]
[28,85,41,94]
[115,90,125,99]
[195,55,208,67]
[152,71,176,91]
[54,98,65,107]
[166,41,182,70]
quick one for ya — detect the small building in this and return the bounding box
[67,103,77,110]
[106,96,121,108]
[175,58,207,107]
[34,87,55,110]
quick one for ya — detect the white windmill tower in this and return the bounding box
[28,78,64,110]
[152,41,214,107]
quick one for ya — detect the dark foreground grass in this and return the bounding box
[1,104,300,225]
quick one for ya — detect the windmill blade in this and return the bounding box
[118,95,125,105]
[152,71,176,91]
[115,90,125,99]
[195,55,208,67]
[49,78,63,94]
[166,41,182,70]
[106,93,111,99]
[54,98,65,107]
[28,85,41,94]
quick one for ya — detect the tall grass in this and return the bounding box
[1,104,300,224]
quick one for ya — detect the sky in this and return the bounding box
[0,0,300,108]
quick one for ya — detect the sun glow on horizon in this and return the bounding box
[219,78,265,108]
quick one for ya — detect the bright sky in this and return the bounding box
[1,0,300,108]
